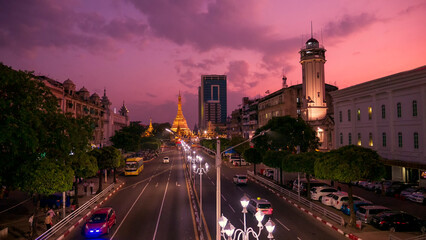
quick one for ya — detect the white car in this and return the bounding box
[321,193,337,206]
[163,157,170,163]
[407,188,426,204]
[332,194,365,210]
[310,186,339,201]
[233,175,248,185]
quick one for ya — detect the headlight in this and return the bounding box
[85,224,89,229]
[102,223,107,228]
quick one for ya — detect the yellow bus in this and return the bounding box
[125,157,144,176]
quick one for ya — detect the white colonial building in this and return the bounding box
[331,66,426,186]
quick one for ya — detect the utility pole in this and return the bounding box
[216,139,221,240]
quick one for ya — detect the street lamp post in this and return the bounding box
[193,155,209,237]
[218,195,275,240]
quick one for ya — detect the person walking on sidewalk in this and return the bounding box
[28,214,34,235]
[45,213,53,230]
[83,181,88,196]
[89,181,94,195]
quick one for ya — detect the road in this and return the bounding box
[66,147,348,240]
[65,149,196,240]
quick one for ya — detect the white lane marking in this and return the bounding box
[240,219,244,225]
[221,195,227,201]
[229,204,235,213]
[275,218,290,231]
[110,178,152,240]
[155,182,159,188]
[297,237,302,240]
[152,171,171,240]
[237,187,244,192]
[176,181,180,187]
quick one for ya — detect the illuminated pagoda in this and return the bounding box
[170,92,192,137]
[142,118,154,137]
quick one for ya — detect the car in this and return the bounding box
[264,169,274,178]
[233,158,249,166]
[332,194,365,210]
[356,205,391,224]
[370,211,426,233]
[341,200,373,216]
[293,179,329,195]
[400,186,421,200]
[233,175,248,185]
[247,197,273,216]
[385,183,417,197]
[163,157,170,163]
[40,193,71,209]
[321,193,339,206]
[407,188,426,204]
[229,155,241,165]
[84,207,116,237]
[310,186,339,201]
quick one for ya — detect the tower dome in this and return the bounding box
[78,86,90,100]
[63,79,76,94]
[90,93,100,104]
[305,38,319,48]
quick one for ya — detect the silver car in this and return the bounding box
[356,205,390,223]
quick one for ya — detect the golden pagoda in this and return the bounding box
[170,92,192,136]
[142,118,154,137]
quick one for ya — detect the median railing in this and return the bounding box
[35,183,116,240]
[247,171,345,226]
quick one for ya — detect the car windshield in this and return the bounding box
[238,176,247,179]
[89,213,107,223]
[258,204,271,209]
[126,162,137,170]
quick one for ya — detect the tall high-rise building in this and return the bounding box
[199,75,227,131]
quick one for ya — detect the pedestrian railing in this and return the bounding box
[35,183,116,240]
[247,171,345,226]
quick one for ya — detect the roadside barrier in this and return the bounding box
[35,183,117,240]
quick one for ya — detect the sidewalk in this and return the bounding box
[0,171,122,240]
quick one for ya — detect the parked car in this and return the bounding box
[356,205,391,224]
[385,183,418,197]
[84,207,116,237]
[229,155,242,165]
[400,186,421,200]
[332,194,365,210]
[357,181,370,189]
[247,198,273,216]
[233,158,249,166]
[233,175,248,185]
[310,186,339,201]
[293,179,328,195]
[341,200,373,216]
[407,188,426,204]
[370,211,426,233]
[40,193,71,209]
[321,192,346,206]
[264,169,274,178]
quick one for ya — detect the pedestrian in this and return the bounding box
[45,213,53,230]
[28,214,34,234]
[47,208,55,218]
[89,181,94,195]
[83,181,88,196]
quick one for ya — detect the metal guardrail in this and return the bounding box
[35,183,116,240]
[389,234,426,240]
[247,171,345,226]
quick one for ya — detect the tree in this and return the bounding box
[283,152,323,199]
[228,136,250,156]
[110,122,145,152]
[314,145,385,227]
[263,150,289,185]
[92,146,123,192]
[70,152,98,206]
[243,148,262,174]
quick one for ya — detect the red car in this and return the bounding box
[84,207,116,237]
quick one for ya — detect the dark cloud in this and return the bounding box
[0,0,148,55]
[175,56,225,89]
[146,92,157,98]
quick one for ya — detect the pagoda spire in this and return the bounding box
[171,92,191,136]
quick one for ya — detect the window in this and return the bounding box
[368,107,372,120]
[339,111,342,122]
[348,133,352,145]
[317,72,320,78]
[357,133,361,146]
[397,102,401,118]
[340,133,343,145]
[398,132,403,147]
[297,97,300,103]
[412,100,417,117]
[357,109,361,121]
[414,132,419,149]
[347,109,351,122]
[211,85,219,101]
[382,133,386,147]
[369,133,373,146]
[381,105,386,119]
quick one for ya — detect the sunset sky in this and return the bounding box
[1,0,425,129]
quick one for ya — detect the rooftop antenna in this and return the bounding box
[321,28,324,46]
[311,21,313,38]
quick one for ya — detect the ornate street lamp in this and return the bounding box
[193,155,209,238]
[219,195,275,240]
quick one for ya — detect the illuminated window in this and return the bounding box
[340,133,343,145]
[357,109,361,121]
[348,133,352,145]
[381,105,386,119]
[398,132,402,147]
[414,132,419,149]
[382,133,386,147]
[368,107,372,120]
[369,133,373,146]
[413,100,417,117]
[339,111,342,122]
[397,103,401,118]
[347,109,351,122]
[357,133,361,146]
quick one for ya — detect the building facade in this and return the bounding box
[41,77,130,147]
[241,97,259,139]
[199,75,227,131]
[331,66,426,186]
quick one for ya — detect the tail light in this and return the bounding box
[379,221,386,225]
[256,208,259,212]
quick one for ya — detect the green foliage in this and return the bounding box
[243,148,262,165]
[283,152,322,175]
[228,136,249,155]
[253,116,319,154]
[92,146,123,170]
[110,122,145,152]
[263,150,289,168]
[314,145,385,183]
[141,141,159,150]
[152,122,172,137]
[71,153,98,179]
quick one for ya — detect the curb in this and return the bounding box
[249,176,363,240]
[56,182,125,240]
